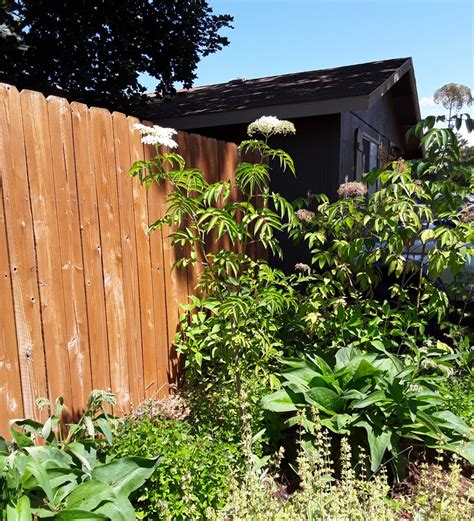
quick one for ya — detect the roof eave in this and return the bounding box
[152,94,370,130]
[367,58,421,121]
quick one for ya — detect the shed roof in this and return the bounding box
[145,57,420,129]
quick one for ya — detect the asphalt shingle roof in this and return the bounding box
[146,57,410,120]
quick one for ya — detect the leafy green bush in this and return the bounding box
[130,116,473,496]
[443,376,474,427]
[0,392,159,520]
[256,118,474,475]
[293,119,473,346]
[175,262,301,393]
[262,348,473,474]
[109,409,242,520]
[301,162,472,314]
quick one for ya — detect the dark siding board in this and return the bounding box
[353,93,404,146]
[271,115,341,273]
[271,114,341,199]
[339,91,404,184]
[339,112,356,183]
[188,114,342,200]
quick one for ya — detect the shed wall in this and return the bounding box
[187,114,342,200]
[339,92,404,183]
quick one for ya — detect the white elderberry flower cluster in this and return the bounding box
[295,263,311,273]
[133,123,178,148]
[295,208,316,223]
[337,181,368,199]
[247,116,296,138]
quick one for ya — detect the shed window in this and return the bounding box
[355,130,380,193]
[362,138,379,195]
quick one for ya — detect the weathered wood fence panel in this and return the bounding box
[0,84,240,435]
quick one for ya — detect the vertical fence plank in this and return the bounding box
[113,112,144,408]
[47,96,92,412]
[128,118,163,399]
[204,137,222,253]
[218,141,239,192]
[203,137,220,185]
[218,141,240,251]
[185,133,207,290]
[176,131,192,301]
[0,83,245,427]
[71,102,110,393]
[0,84,48,421]
[0,170,23,432]
[144,140,172,394]
[90,107,130,411]
[160,133,190,381]
[20,89,73,407]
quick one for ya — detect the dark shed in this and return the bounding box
[145,57,422,201]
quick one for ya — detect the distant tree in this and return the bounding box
[433,83,472,127]
[0,0,232,114]
[460,144,474,166]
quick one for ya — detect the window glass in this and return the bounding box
[362,137,379,194]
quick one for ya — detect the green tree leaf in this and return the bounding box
[6,496,31,521]
[304,387,344,414]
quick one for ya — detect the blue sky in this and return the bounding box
[142,0,473,124]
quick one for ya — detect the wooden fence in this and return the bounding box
[0,83,240,435]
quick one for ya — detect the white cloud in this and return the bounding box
[419,96,436,107]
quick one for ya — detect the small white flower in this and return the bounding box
[133,123,178,149]
[295,263,311,273]
[247,116,296,138]
[295,209,316,223]
[408,383,423,393]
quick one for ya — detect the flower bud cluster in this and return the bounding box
[295,208,316,223]
[247,116,296,137]
[133,123,178,148]
[337,181,368,199]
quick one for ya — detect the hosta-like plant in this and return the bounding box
[0,392,160,520]
[262,348,473,475]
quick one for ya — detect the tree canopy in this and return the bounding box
[0,0,233,114]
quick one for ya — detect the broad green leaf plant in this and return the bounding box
[0,392,160,520]
[262,347,473,475]
[130,117,302,411]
